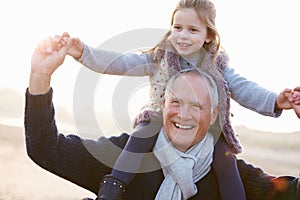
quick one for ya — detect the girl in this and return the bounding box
[53,0,298,199]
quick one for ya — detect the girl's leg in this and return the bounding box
[213,134,246,200]
[111,118,162,184]
[97,116,162,200]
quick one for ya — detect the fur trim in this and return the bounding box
[133,109,162,128]
[211,51,242,154]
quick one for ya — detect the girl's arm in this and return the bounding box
[55,32,154,76]
[225,66,300,118]
[77,43,154,76]
[224,66,281,117]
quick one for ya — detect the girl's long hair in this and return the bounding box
[147,0,221,63]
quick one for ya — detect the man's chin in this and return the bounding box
[170,133,196,150]
[173,144,190,152]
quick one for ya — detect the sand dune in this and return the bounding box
[0,124,95,200]
[235,126,300,176]
[0,123,299,200]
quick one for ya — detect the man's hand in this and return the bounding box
[276,87,300,118]
[276,88,293,109]
[29,36,69,95]
[289,87,300,118]
[291,86,300,104]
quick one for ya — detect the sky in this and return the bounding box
[0,0,299,133]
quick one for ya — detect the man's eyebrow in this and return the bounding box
[170,95,206,106]
[169,96,180,101]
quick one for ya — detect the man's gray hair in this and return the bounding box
[165,68,219,113]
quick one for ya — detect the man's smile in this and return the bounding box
[174,122,194,130]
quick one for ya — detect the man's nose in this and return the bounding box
[179,105,192,120]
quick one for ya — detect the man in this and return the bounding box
[25,38,299,199]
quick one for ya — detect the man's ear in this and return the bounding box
[210,106,220,125]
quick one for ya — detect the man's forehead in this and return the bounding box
[168,73,211,102]
[169,89,206,101]
[171,74,210,93]
[169,93,203,104]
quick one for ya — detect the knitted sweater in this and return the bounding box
[77,44,282,154]
[24,89,299,199]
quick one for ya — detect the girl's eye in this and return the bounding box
[173,25,182,31]
[190,28,199,33]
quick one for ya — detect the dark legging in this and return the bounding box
[111,118,162,184]
[213,134,246,200]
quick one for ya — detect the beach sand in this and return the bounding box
[0,124,299,200]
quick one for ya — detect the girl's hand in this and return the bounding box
[292,86,300,104]
[276,87,300,118]
[53,32,83,59]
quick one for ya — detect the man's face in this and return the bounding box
[163,73,217,152]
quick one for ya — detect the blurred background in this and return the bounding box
[0,0,299,199]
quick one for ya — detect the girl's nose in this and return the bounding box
[179,30,189,39]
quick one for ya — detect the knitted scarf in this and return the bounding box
[153,128,214,200]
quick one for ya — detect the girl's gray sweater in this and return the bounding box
[77,44,281,154]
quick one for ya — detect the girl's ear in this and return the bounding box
[210,105,219,125]
[205,32,212,43]
[205,37,212,43]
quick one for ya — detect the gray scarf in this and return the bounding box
[153,128,214,200]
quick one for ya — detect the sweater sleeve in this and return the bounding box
[224,66,282,117]
[237,159,299,199]
[24,88,129,194]
[76,43,154,76]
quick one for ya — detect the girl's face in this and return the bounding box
[169,8,211,59]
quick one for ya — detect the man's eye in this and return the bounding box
[193,104,206,111]
[171,100,180,105]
